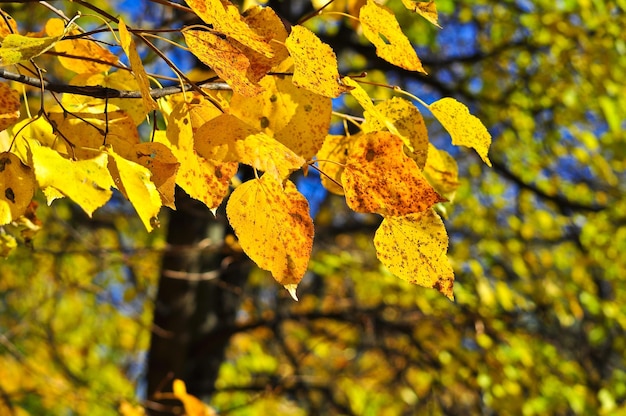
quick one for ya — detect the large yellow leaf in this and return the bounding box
[29,141,113,216]
[156,101,236,210]
[401,0,442,28]
[374,210,454,300]
[423,144,459,201]
[226,174,313,286]
[106,147,161,231]
[362,97,429,169]
[185,0,273,58]
[45,18,118,74]
[0,83,20,131]
[194,114,305,179]
[342,132,444,216]
[118,19,158,112]
[183,29,262,97]
[229,76,332,159]
[359,0,426,72]
[285,25,349,98]
[0,152,35,225]
[316,134,353,195]
[429,97,492,166]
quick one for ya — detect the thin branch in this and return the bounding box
[0,68,230,99]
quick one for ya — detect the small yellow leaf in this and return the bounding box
[230,76,332,159]
[172,379,215,416]
[0,152,35,225]
[118,19,158,112]
[106,147,162,232]
[195,114,305,179]
[429,97,492,166]
[66,71,148,125]
[186,0,273,58]
[0,30,65,65]
[183,29,263,97]
[226,175,313,286]
[156,101,236,210]
[129,142,179,209]
[0,83,20,131]
[29,141,113,216]
[362,97,429,169]
[285,25,349,98]
[359,0,426,72]
[45,18,118,74]
[342,77,401,138]
[423,144,459,201]
[374,210,454,300]
[0,10,18,39]
[316,134,352,195]
[342,132,444,216]
[284,284,299,301]
[401,0,442,28]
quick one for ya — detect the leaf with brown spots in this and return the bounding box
[0,152,35,225]
[0,82,20,131]
[342,132,445,216]
[374,210,454,300]
[226,174,314,287]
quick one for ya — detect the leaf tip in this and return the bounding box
[284,284,298,301]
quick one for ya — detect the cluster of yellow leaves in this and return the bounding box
[0,0,491,299]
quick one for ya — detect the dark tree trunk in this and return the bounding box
[146,188,250,414]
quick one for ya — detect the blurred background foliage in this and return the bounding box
[1,0,625,415]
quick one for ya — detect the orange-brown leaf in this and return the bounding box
[0,152,35,225]
[342,132,444,216]
[0,82,20,131]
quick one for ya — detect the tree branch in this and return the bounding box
[0,68,230,99]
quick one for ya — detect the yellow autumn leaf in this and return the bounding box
[342,76,401,136]
[45,18,118,74]
[29,141,113,216]
[183,29,263,97]
[47,109,139,159]
[106,147,161,231]
[429,97,492,166]
[374,210,454,300]
[186,0,273,58]
[118,19,157,112]
[226,174,314,286]
[229,76,332,159]
[0,9,18,39]
[172,379,216,416]
[0,152,35,225]
[359,0,426,72]
[65,71,148,125]
[0,83,20,131]
[0,19,73,66]
[194,114,305,179]
[316,134,353,195]
[342,132,444,216]
[285,25,349,98]
[401,0,442,28]
[423,144,459,201]
[362,97,429,169]
[156,101,236,210]
[127,142,179,209]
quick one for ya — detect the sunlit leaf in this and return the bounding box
[359,0,426,72]
[0,152,35,225]
[316,134,352,195]
[285,25,349,98]
[401,0,442,28]
[156,100,236,210]
[0,82,20,131]
[0,27,67,65]
[423,144,458,201]
[429,97,492,166]
[362,97,429,169]
[106,147,161,231]
[185,0,273,58]
[229,76,332,159]
[172,379,216,416]
[342,132,444,216]
[194,114,305,179]
[29,140,113,216]
[128,142,179,209]
[45,18,118,74]
[183,29,263,97]
[226,174,313,286]
[0,9,18,38]
[118,19,157,112]
[374,210,454,300]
